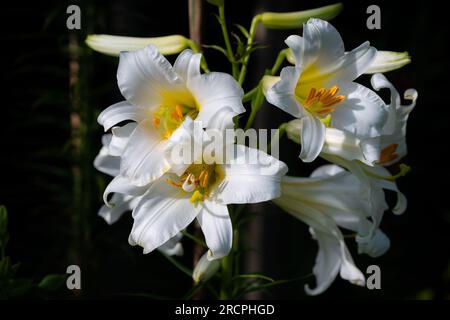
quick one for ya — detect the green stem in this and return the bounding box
[218,5,239,79]
[269,49,288,76]
[267,123,287,153]
[244,81,264,130]
[243,86,258,102]
[238,15,261,85]
[182,229,207,247]
[244,105,258,130]
[220,251,234,299]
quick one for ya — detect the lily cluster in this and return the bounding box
[92,14,417,295]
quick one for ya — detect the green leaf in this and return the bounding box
[182,282,205,300]
[181,230,206,247]
[203,44,228,58]
[7,278,34,298]
[38,274,67,292]
[233,273,275,283]
[239,274,313,296]
[234,24,250,39]
[160,251,192,278]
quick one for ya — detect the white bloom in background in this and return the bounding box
[371,73,418,166]
[98,45,245,186]
[119,121,288,260]
[265,18,388,162]
[283,72,414,167]
[93,123,183,256]
[274,164,392,295]
[319,74,417,232]
[286,49,411,74]
[193,252,221,283]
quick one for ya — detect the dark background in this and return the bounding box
[0,0,448,299]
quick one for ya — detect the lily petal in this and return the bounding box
[265,66,304,118]
[287,121,381,166]
[306,226,365,295]
[173,49,202,82]
[117,45,183,109]
[94,143,120,177]
[120,119,170,186]
[216,145,288,204]
[103,175,148,206]
[331,81,388,138]
[298,114,326,162]
[197,200,232,260]
[288,18,345,71]
[129,179,199,254]
[98,193,140,225]
[98,101,145,131]
[188,72,245,130]
[158,233,184,256]
[109,122,137,156]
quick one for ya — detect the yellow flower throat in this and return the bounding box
[166,163,224,203]
[151,92,200,139]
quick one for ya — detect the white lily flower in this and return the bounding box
[98,45,245,186]
[119,120,287,260]
[285,72,417,169]
[86,34,190,57]
[94,123,184,256]
[265,18,388,162]
[325,73,417,213]
[286,49,411,74]
[274,164,392,295]
[193,252,221,283]
[371,73,418,166]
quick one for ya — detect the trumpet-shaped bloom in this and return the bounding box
[317,74,417,236]
[371,73,418,166]
[98,45,245,186]
[285,72,417,169]
[274,164,391,295]
[119,120,288,260]
[265,18,388,162]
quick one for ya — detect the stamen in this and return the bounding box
[303,86,346,117]
[165,179,182,188]
[379,143,399,164]
[152,116,160,128]
[202,172,209,188]
[175,105,183,119]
